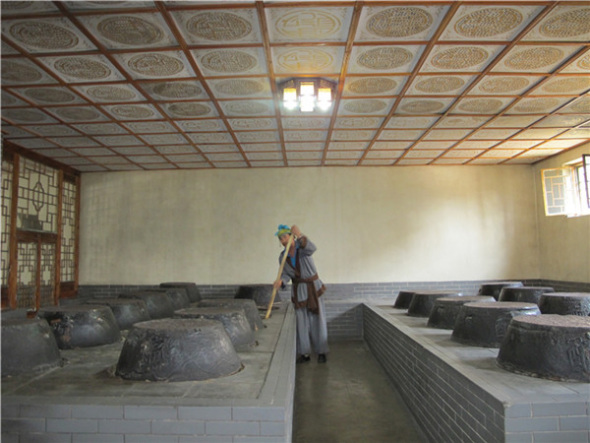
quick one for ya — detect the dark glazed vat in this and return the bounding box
[538,293,590,316]
[160,282,202,303]
[116,318,242,381]
[393,291,416,309]
[175,307,256,351]
[84,298,150,330]
[407,291,463,318]
[452,301,539,348]
[235,284,274,307]
[498,286,554,304]
[497,315,590,382]
[478,281,523,300]
[198,299,264,331]
[427,295,495,329]
[1,318,61,375]
[119,291,175,319]
[147,288,190,311]
[37,305,121,349]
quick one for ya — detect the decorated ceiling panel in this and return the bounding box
[1,0,589,172]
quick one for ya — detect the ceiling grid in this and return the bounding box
[1,0,589,172]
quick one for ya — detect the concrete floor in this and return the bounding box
[293,340,426,443]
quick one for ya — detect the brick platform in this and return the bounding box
[364,305,590,443]
[1,304,296,443]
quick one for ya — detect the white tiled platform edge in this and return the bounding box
[364,305,590,443]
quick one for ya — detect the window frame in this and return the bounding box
[541,155,590,218]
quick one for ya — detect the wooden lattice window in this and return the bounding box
[542,155,590,217]
[1,141,80,310]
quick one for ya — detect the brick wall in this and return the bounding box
[71,279,590,342]
[363,305,505,442]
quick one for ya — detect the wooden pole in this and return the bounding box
[265,234,295,320]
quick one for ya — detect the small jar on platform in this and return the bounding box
[199,299,264,331]
[116,318,242,382]
[498,286,554,304]
[160,282,202,303]
[393,291,416,309]
[37,305,121,349]
[452,302,539,347]
[407,291,463,318]
[174,307,256,351]
[84,298,150,330]
[538,292,590,316]
[497,315,590,382]
[478,282,523,300]
[1,318,62,375]
[428,296,495,330]
[119,291,175,319]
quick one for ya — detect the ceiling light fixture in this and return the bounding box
[279,78,336,113]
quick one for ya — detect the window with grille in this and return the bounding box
[542,154,590,217]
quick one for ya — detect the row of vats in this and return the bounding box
[2,283,273,382]
[393,282,590,383]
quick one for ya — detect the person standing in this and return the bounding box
[273,224,329,363]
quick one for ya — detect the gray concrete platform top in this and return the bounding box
[2,303,294,408]
[376,306,590,405]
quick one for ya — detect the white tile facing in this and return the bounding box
[435,116,491,129]
[356,4,448,41]
[379,130,424,140]
[440,5,544,41]
[386,116,439,129]
[468,75,543,96]
[423,129,473,140]
[2,16,97,53]
[78,13,177,50]
[492,45,582,73]
[114,51,195,80]
[193,47,267,77]
[412,141,455,150]
[38,54,126,83]
[230,118,277,131]
[343,76,406,96]
[272,46,345,75]
[533,114,590,128]
[406,75,475,96]
[486,115,543,128]
[123,121,178,134]
[102,104,163,121]
[93,135,144,146]
[512,128,567,140]
[422,45,504,73]
[507,96,573,114]
[522,5,590,42]
[176,120,225,132]
[397,98,454,114]
[267,6,353,43]
[453,97,514,114]
[1,58,58,85]
[171,8,262,45]
[335,117,384,129]
[348,45,424,74]
[329,142,369,150]
[74,84,144,103]
[364,150,404,159]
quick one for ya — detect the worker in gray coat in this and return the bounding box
[273,224,329,363]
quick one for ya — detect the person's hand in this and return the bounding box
[273,279,283,290]
[291,225,302,238]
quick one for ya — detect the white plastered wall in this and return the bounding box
[533,142,590,283]
[80,166,539,285]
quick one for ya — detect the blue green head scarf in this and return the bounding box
[275,224,291,237]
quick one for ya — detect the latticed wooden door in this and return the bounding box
[16,232,58,311]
